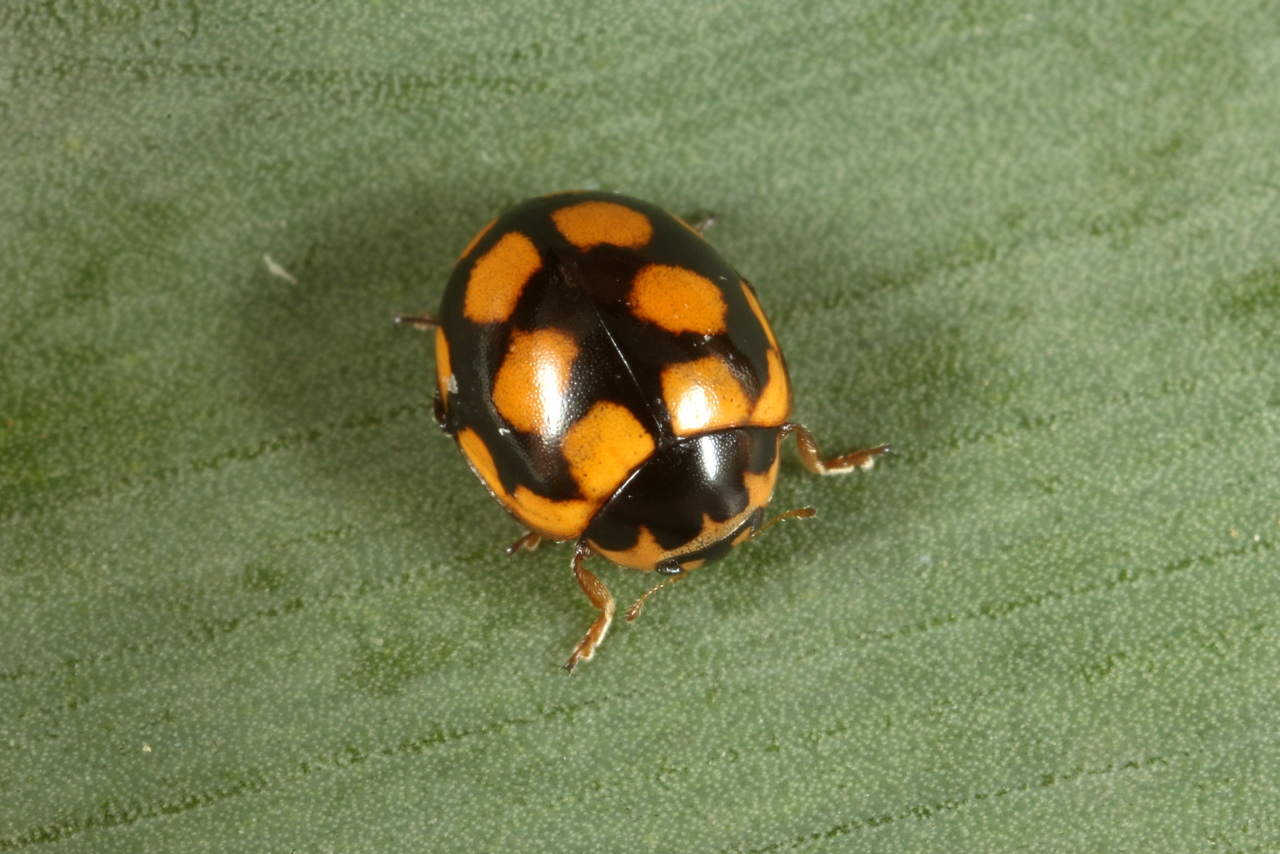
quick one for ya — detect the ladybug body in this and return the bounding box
[399,192,887,670]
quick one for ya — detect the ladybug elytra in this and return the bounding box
[397,191,888,671]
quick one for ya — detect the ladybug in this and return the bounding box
[397,191,888,671]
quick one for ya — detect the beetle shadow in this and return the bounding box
[230,183,578,617]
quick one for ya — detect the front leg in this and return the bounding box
[564,542,615,673]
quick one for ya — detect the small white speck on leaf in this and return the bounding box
[141,743,152,753]
[264,254,298,284]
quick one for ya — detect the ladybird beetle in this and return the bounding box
[397,191,888,671]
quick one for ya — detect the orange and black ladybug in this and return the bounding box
[397,191,888,671]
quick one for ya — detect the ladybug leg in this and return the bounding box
[624,573,686,623]
[782,423,890,475]
[564,542,615,673]
[392,314,439,330]
[505,531,542,557]
[751,506,817,540]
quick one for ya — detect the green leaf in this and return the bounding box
[4,0,1279,850]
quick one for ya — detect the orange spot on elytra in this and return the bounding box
[463,231,542,323]
[491,328,579,434]
[434,327,452,404]
[590,526,670,571]
[562,402,655,501]
[751,349,793,425]
[661,355,752,436]
[509,486,594,540]
[458,428,504,502]
[552,201,653,250]
[630,265,727,336]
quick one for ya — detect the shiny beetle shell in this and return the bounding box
[434,191,792,571]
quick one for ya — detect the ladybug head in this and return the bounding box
[583,427,780,573]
